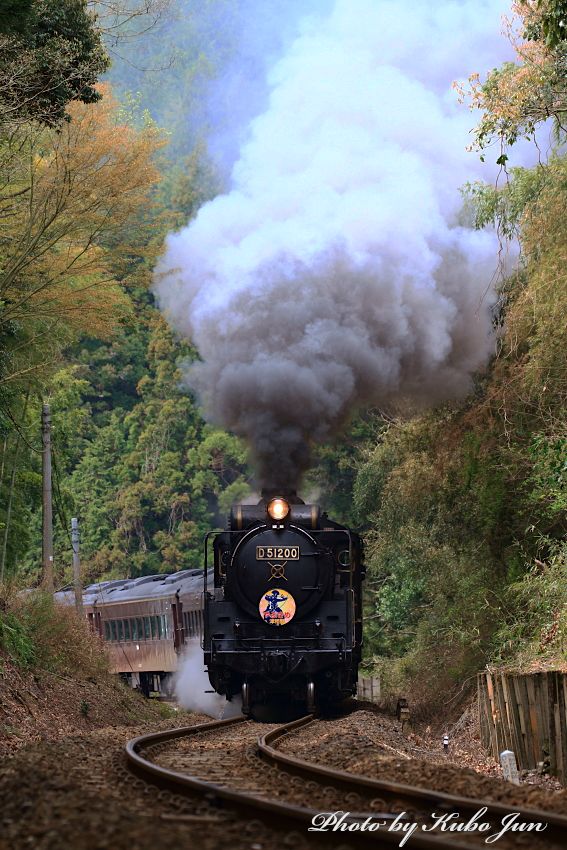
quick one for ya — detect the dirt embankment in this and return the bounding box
[0,653,176,758]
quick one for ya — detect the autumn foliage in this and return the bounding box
[0,84,166,409]
[457,1,567,150]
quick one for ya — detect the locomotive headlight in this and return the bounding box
[267,498,290,521]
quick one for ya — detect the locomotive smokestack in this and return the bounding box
[155,0,514,490]
[260,488,303,505]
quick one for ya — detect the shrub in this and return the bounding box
[0,591,109,678]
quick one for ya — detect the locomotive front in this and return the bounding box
[203,492,364,717]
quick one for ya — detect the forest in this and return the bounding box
[0,0,565,706]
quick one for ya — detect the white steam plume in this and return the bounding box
[175,642,242,718]
[155,0,513,489]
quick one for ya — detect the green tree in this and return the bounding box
[67,316,249,581]
[0,0,109,127]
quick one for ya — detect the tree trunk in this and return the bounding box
[0,392,30,583]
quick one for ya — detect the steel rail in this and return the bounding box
[126,715,566,849]
[258,715,567,846]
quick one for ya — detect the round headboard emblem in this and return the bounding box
[259,588,296,625]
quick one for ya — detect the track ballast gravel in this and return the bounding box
[1,706,566,850]
[276,709,567,815]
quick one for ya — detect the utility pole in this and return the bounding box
[71,517,83,617]
[42,403,54,592]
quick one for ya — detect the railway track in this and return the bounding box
[125,712,567,849]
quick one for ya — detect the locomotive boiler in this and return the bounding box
[203,492,365,717]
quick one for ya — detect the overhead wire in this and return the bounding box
[0,394,43,454]
[52,447,74,550]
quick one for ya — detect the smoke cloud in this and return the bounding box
[155,0,513,489]
[175,642,242,718]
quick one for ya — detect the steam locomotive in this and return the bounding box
[204,492,365,716]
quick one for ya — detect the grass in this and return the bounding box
[0,608,36,668]
[0,590,109,678]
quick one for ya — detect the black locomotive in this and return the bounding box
[203,491,364,717]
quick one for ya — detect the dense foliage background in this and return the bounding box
[0,0,565,704]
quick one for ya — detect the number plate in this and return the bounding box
[256,546,300,561]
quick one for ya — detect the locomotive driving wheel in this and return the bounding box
[306,680,316,714]
[241,681,251,717]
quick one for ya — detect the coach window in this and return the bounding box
[104,621,111,641]
[116,620,123,641]
[124,619,131,641]
[110,620,117,641]
[149,616,156,639]
[142,617,150,639]
[156,615,163,639]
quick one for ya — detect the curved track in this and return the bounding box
[126,713,567,849]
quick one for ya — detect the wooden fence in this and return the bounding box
[358,675,381,702]
[478,670,567,783]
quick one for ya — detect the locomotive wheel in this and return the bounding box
[306,680,316,714]
[241,682,251,717]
